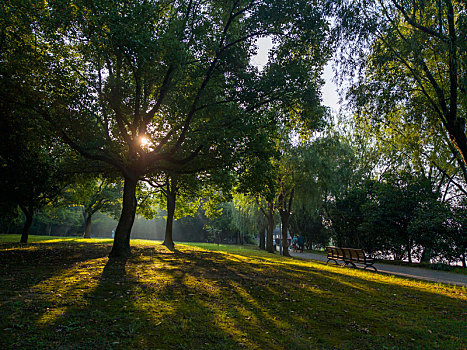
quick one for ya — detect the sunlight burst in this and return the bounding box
[139,136,150,147]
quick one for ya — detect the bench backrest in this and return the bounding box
[349,248,359,261]
[326,246,366,262]
[356,249,366,261]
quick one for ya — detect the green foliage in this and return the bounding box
[61,176,123,219]
[35,206,83,228]
[1,0,332,251]
[290,208,329,249]
[205,199,258,244]
[0,83,72,231]
[329,171,466,264]
[333,0,467,174]
[33,0,331,179]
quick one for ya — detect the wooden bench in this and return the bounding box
[325,246,377,271]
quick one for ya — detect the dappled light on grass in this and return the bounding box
[289,254,466,301]
[0,236,465,349]
[25,257,107,327]
[36,306,68,326]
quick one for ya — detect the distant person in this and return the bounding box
[297,235,305,253]
[291,236,298,252]
[111,230,115,238]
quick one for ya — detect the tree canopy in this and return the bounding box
[20,0,329,256]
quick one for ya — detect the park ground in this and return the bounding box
[0,235,465,349]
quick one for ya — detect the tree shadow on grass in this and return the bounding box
[145,247,466,348]
[0,244,465,349]
[126,247,466,348]
[103,257,128,280]
[5,249,245,349]
[0,242,110,293]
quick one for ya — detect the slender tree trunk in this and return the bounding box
[83,211,92,238]
[407,238,413,264]
[259,227,265,250]
[397,246,404,261]
[109,176,138,258]
[163,188,176,250]
[279,210,291,257]
[266,201,274,253]
[19,205,33,244]
[462,253,466,268]
[420,247,431,264]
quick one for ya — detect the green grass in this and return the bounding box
[0,234,465,349]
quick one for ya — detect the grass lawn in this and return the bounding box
[0,235,465,349]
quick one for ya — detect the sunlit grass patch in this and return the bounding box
[0,235,465,349]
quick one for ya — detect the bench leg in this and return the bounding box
[327,258,339,265]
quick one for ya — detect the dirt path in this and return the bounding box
[289,251,467,286]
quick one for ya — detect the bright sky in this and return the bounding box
[251,38,340,112]
[250,37,273,70]
[321,63,340,112]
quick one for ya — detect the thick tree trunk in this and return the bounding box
[19,205,33,244]
[279,210,290,257]
[83,212,92,238]
[445,0,467,169]
[109,176,138,258]
[259,227,265,250]
[266,201,274,253]
[163,189,176,250]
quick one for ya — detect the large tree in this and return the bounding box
[21,0,331,257]
[334,0,467,169]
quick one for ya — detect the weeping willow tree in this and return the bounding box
[231,194,267,245]
[333,0,467,178]
[287,134,362,249]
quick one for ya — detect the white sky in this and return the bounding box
[250,37,273,70]
[321,62,340,112]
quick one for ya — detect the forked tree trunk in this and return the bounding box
[266,201,274,253]
[19,205,34,244]
[109,176,138,258]
[163,188,176,250]
[279,210,290,257]
[83,211,92,238]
